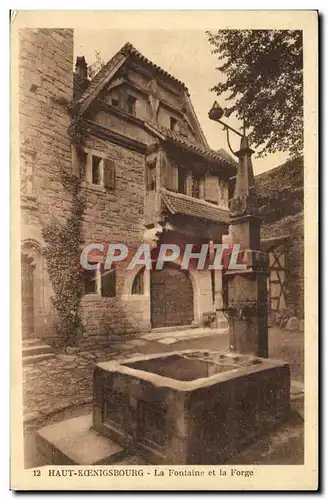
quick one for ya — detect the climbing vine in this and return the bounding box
[43,113,86,347]
[67,113,88,147]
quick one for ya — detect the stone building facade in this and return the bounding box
[20,31,236,345]
[20,28,74,340]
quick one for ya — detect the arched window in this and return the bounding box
[132,268,144,295]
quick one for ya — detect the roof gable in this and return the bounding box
[74,42,211,146]
[74,44,130,114]
[73,42,236,170]
[75,42,188,112]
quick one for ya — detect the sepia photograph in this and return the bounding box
[11,10,318,491]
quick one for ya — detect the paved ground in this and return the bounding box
[24,326,304,468]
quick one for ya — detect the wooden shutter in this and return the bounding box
[101,266,116,297]
[165,158,178,191]
[204,175,218,203]
[103,158,116,190]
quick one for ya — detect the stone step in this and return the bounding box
[23,344,54,357]
[23,353,55,366]
[37,414,129,465]
[22,338,43,347]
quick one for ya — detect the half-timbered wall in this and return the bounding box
[268,249,287,313]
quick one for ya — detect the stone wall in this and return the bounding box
[19,28,74,338]
[79,134,150,339]
[23,345,123,421]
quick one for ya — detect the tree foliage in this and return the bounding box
[207,30,303,157]
[88,50,106,79]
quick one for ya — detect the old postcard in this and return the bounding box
[11,10,318,491]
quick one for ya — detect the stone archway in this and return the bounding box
[150,264,194,328]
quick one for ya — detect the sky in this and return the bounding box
[74,29,290,175]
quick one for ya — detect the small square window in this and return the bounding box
[111,98,119,107]
[83,262,98,295]
[92,155,102,185]
[127,95,137,116]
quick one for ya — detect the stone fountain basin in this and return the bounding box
[93,349,290,465]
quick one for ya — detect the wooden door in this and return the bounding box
[151,267,193,328]
[151,281,166,328]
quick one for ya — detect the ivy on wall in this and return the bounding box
[42,111,86,347]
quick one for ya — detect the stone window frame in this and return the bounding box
[132,268,145,295]
[82,262,102,299]
[80,147,108,193]
[121,266,150,301]
[81,260,118,301]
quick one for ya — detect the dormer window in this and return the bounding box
[170,117,178,132]
[111,97,119,107]
[127,95,137,116]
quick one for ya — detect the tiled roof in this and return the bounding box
[255,157,303,224]
[125,43,188,90]
[216,148,237,167]
[261,212,303,240]
[255,156,303,198]
[161,189,230,224]
[158,126,237,171]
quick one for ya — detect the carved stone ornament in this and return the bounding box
[229,195,247,217]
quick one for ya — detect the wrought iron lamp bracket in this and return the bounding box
[223,126,238,157]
